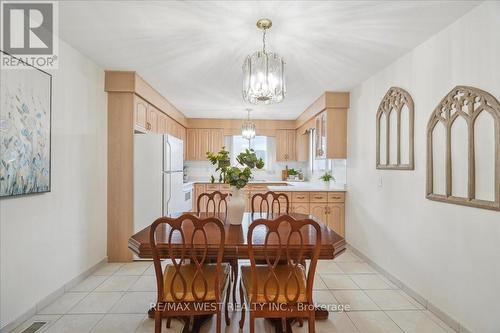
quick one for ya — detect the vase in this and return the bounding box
[227,187,245,225]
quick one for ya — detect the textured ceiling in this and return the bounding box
[59,1,479,119]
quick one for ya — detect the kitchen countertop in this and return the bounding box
[188,179,346,192]
[269,182,346,192]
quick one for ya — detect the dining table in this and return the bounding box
[128,212,346,333]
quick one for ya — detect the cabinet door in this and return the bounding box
[186,129,198,161]
[310,203,328,224]
[180,127,187,159]
[134,96,148,132]
[327,203,345,237]
[286,130,296,160]
[157,112,167,133]
[276,130,287,161]
[198,129,210,160]
[210,129,224,153]
[147,105,159,133]
[193,184,206,212]
[291,203,309,215]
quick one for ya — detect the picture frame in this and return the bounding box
[0,51,52,197]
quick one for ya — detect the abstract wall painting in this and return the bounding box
[0,51,52,197]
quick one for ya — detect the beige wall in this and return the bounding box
[346,2,500,332]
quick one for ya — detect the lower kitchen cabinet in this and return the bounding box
[291,202,310,214]
[192,183,345,237]
[327,203,345,237]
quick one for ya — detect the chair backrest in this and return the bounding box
[247,215,321,304]
[251,191,289,214]
[149,213,225,303]
[197,191,229,217]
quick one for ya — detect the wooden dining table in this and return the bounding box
[128,212,346,333]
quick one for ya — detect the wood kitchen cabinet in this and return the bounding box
[327,203,345,237]
[185,128,225,160]
[276,129,296,161]
[291,202,310,214]
[314,108,347,159]
[134,95,148,132]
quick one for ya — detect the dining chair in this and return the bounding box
[197,191,229,218]
[251,191,290,215]
[149,213,231,333]
[196,190,238,306]
[239,215,322,333]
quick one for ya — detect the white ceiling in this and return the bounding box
[59,1,479,119]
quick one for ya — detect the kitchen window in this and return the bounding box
[230,135,268,168]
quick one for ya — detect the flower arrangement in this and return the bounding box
[206,147,264,189]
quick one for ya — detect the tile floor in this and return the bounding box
[12,249,455,333]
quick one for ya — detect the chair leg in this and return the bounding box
[225,279,231,326]
[230,260,238,306]
[249,313,255,333]
[154,307,162,333]
[238,279,245,329]
[216,311,222,333]
[308,312,315,333]
[166,317,171,328]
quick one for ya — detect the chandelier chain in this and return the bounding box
[262,29,267,54]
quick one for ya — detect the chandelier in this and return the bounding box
[242,18,286,105]
[241,109,256,140]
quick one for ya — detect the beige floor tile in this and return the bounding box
[114,262,152,276]
[334,252,363,263]
[93,263,124,276]
[317,260,344,274]
[322,274,360,290]
[347,311,403,333]
[110,291,156,314]
[39,293,88,315]
[314,312,359,333]
[70,276,108,292]
[90,314,145,333]
[128,275,157,292]
[350,274,396,290]
[11,314,61,333]
[364,290,420,310]
[94,275,139,292]
[45,314,103,333]
[386,310,452,333]
[332,290,379,311]
[314,275,328,290]
[337,262,376,274]
[69,292,124,314]
[135,316,183,333]
[142,260,167,276]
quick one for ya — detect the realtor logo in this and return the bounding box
[1,1,58,69]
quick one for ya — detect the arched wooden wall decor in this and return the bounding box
[376,87,415,170]
[426,86,500,211]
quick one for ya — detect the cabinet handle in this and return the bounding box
[314,196,323,199]
[296,196,305,199]
[332,196,341,200]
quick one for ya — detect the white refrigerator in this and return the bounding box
[133,134,184,233]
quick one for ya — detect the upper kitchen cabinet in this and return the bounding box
[186,128,225,160]
[276,129,296,161]
[296,92,349,160]
[134,95,148,132]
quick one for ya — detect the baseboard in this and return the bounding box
[347,244,472,333]
[0,258,108,333]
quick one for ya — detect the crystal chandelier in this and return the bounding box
[242,18,286,105]
[241,109,256,140]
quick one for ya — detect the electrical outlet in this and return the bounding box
[377,176,383,188]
